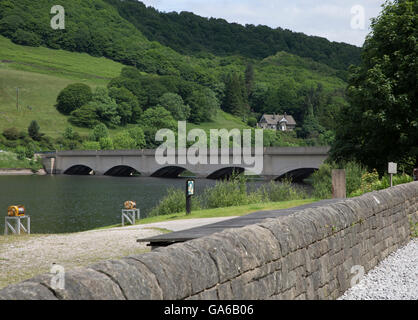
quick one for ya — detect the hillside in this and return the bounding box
[0,35,124,137]
[0,0,351,153]
[0,36,249,138]
[105,0,361,71]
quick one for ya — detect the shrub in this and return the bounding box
[247,117,258,127]
[149,187,200,217]
[81,141,100,150]
[15,146,26,160]
[202,176,250,208]
[261,179,307,202]
[90,123,109,141]
[63,127,76,140]
[127,127,146,149]
[3,140,17,148]
[113,131,136,149]
[350,171,413,197]
[3,127,19,140]
[99,137,114,150]
[25,145,35,159]
[28,120,41,140]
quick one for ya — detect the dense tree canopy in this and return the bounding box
[105,0,361,71]
[330,0,418,173]
[157,93,190,121]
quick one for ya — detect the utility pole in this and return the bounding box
[16,87,19,111]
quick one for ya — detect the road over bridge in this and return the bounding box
[41,146,329,181]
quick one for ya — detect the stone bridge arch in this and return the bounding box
[64,164,94,175]
[104,165,140,177]
[275,167,318,182]
[151,166,191,178]
[207,167,246,180]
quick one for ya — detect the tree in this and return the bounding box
[127,127,146,149]
[91,87,121,128]
[113,131,137,149]
[82,141,101,150]
[188,87,220,124]
[157,92,190,121]
[330,0,418,173]
[90,123,109,142]
[0,15,24,37]
[63,127,75,140]
[12,29,41,46]
[245,63,255,98]
[108,86,141,124]
[222,73,249,117]
[28,120,41,141]
[99,137,114,150]
[56,83,92,115]
[69,104,100,128]
[140,106,177,131]
[140,107,177,148]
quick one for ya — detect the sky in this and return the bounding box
[139,0,385,47]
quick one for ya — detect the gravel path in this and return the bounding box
[339,239,418,300]
[0,217,236,289]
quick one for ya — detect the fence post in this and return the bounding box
[332,169,346,198]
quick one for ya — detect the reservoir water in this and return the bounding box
[0,175,222,234]
[0,175,311,234]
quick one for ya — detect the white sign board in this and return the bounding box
[388,162,397,174]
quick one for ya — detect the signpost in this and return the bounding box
[388,162,397,187]
[186,179,195,215]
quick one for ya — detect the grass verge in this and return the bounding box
[96,198,317,230]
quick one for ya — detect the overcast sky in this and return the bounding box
[139,0,385,47]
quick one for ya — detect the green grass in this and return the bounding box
[0,35,124,82]
[0,151,43,171]
[187,110,250,131]
[0,35,127,138]
[96,198,317,230]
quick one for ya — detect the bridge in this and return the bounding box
[41,146,330,181]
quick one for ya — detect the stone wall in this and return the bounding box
[1,182,417,300]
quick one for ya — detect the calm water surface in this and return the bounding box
[0,175,220,234]
[0,176,310,234]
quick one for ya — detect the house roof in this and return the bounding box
[260,114,296,126]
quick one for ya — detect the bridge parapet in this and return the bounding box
[41,147,330,180]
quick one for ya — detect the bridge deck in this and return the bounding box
[137,199,340,248]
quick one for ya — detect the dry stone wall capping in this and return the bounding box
[1,182,417,300]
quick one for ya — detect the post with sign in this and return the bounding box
[186,179,195,215]
[388,162,397,187]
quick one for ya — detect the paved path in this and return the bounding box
[138,199,339,248]
[0,217,236,289]
[103,216,238,233]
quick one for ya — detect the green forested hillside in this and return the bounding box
[0,0,354,153]
[105,0,361,71]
